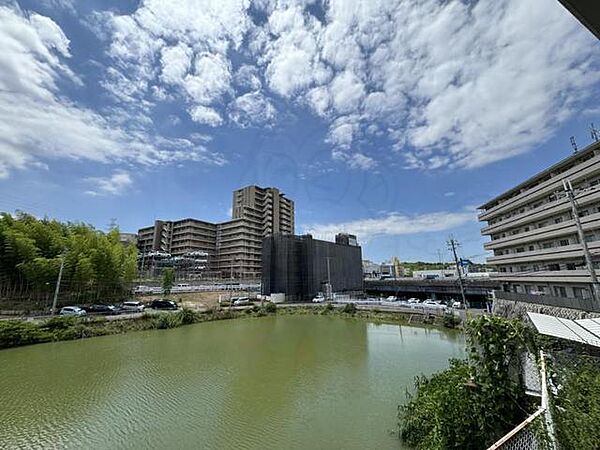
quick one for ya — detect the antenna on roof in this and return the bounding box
[570,136,578,153]
[591,123,599,142]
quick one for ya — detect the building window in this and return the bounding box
[554,217,563,224]
[559,239,570,246]
[516,247,525,253]
[573,287,587,299]
[578,210,589,217]
[529,245,535,251]
[542,243,554,249]
[566,263,576,270]
[554,286,567,297]
[547,264,560,271]
[537,286,546,293]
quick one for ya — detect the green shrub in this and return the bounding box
[179,308,199,325]
[553,357,600,450]
[41,316,78,331]
[264,302,277,313]
[400,359,477,449]
[0,321,52,348]
[153,313,183,329]
[442,312,461,329]
[320,303,334,315]
[342,303,357,314]
[399,315,537,449]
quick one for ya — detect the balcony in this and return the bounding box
[482,215,600,250]
[481,188,600,235]
[479,152,600,221]
[488,241,600,265]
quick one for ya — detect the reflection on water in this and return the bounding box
[0,316,464,450]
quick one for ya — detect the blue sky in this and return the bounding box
[0,0,599,264]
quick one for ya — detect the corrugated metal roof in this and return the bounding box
[527,312,600,347]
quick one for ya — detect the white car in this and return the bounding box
[122,301,145,312]
[59,306,86,316]
[312,295,326,303]
[407,298,420,304]
[385,296,398,302]
[423,300,446,310]
[452,301,463,309]
[233,297,251,306]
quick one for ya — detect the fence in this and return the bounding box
[495,291,600,312]
[487,351,557,450]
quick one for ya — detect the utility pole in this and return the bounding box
[326,257,333,301]
[563,179,600,303]
[437,249,444,268]
[51,256,65,315]
[447,237,468,309]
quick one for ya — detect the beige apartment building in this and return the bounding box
[137,186,294,279]
[479,140,600,302]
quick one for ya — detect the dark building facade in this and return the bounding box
[262,233,363,302]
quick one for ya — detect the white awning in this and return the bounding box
[527,312,600,348]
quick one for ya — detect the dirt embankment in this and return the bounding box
[140,291,258,310]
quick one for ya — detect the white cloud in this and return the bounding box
[183,52,232,105]
[346,153,377,170]
[160,42,192,84]
[234,64,262,91]
[304,209,475,242]
[95,0,599,171]
[189,105,223,127]
[229,91,276,128]
[85,170,133,196]
[327,116,358,149]
[330,70,365,114]
[0,6,225,178]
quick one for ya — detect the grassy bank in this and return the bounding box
[0,303,462,350]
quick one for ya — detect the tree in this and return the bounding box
[162,268,175,296]
[0,212,138,302]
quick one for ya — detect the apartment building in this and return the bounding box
[479,140,600,302]
[137,186,294,279]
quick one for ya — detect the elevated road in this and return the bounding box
[365,278,499,304]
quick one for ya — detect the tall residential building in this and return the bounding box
[137,186,294,279]
[478,140,600,303]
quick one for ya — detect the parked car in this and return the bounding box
[451,301,463,309]
[385,296,398,302]
[150,299,178,310]
[83,304,119,315]
[134,285,155,294]
[233,297,251,306]
[121,301,145,312]
[407,297,420,303]
[312,294,325,303]
[59,306,86,316]
[423,300,446,310]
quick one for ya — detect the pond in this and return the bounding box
[0,315,464,449]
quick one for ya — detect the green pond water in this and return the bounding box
[0,315,464,449]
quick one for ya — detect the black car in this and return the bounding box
[83,304,120,315]
[150,299,178,310]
